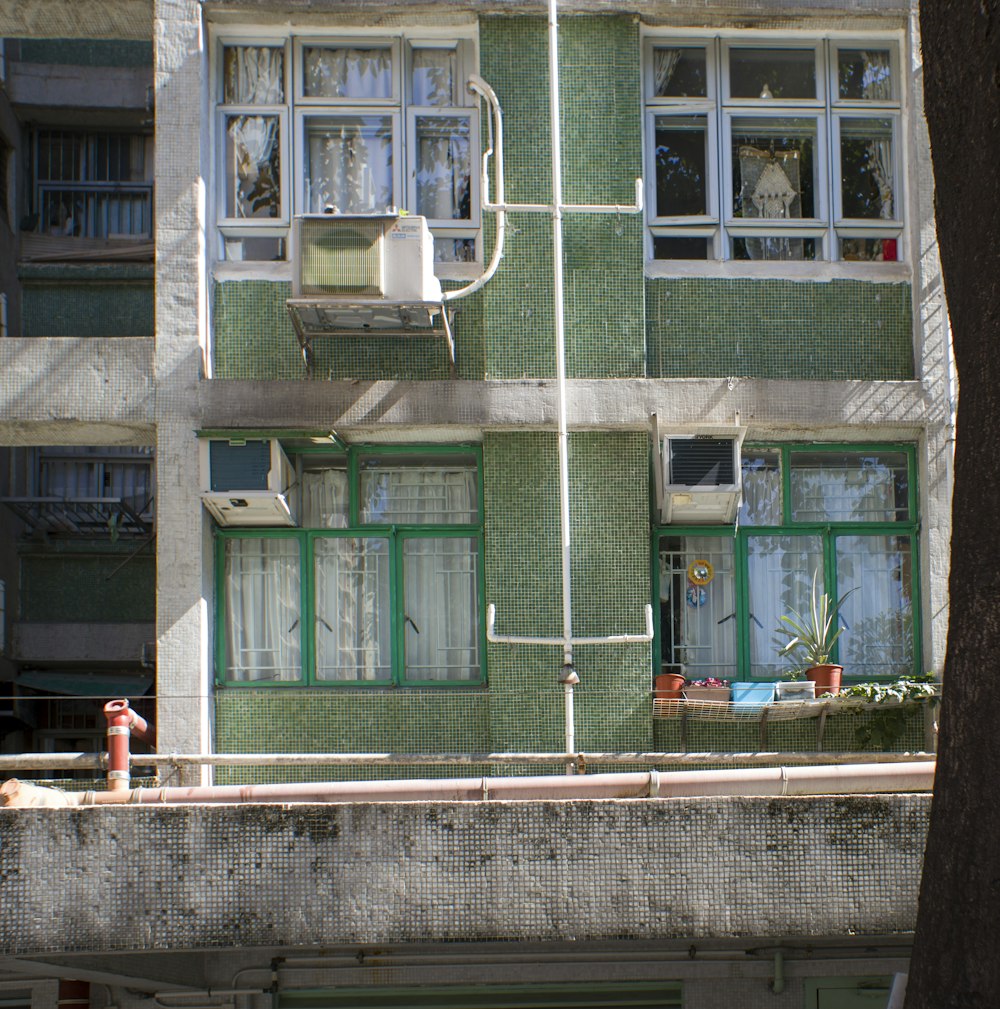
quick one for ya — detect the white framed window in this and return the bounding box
[213,30,480,274]
[643,35,903,271]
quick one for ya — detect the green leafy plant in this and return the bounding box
[837,674,939,749]
[774,570,854,677]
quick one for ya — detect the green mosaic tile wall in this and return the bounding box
[211,16,645,381]
[212,431,654,778]
[14,39,153,67]
[19,544,155,622]
[646,278,915,380]
[20,266,154,338]
[483,430,652,753]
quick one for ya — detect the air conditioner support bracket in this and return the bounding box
[286,299,456,376]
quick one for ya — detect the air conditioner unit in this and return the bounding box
[292,214,442,302]
[199,439,296,527]
[661,434,742,524]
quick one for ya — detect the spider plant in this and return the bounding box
[775,570,854,674]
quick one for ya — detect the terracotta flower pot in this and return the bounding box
[807,664,843,697]
[655,672,686,699]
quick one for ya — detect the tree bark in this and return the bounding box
[907,4,1000,1007]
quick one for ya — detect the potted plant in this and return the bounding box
[654,669,686,699]
[683,677,731,702]
[774,571,853,697]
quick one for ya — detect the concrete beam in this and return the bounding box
[0,1,152,39]
[0,795,928,955]
[199,378,945,440]
[0,338,154,445]
[8,63,152,113]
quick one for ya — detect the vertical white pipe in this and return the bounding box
[546,0,576,764]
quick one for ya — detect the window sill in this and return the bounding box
[644,260,912,283]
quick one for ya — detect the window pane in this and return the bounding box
[731,236,817,261]
[836,535,914,678]
[653,236,711,260]
[840,117,894,219]
[223,235,286,261]
[658,536,737,679]
[415,116,471,221]
[223,46,284,104]
[412,48,458,105]
[315,538,390,681]
[732,117,816,219]
[790,451,910,523]
[403,537,480,681]
[654,115,708,217]
[434,237,476,263]
[838,49,894,101]
[651,47,707,98]
[840,236,898,262]
[225,114,281,219]
[747,535,824,678]
[304,116,393,214]
[740,450,782,524]
[298,465,349,528]
[729,48,816,100]
[224,538,301,682]
[302,46,392,100]
[360,456,478,524]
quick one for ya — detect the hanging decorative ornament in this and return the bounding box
[687,559,714,586]
[686,584,708,608]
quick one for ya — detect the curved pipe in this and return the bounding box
[12,761,933,807]
[441,74,506,304]
[103,698,154,792]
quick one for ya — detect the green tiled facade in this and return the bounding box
[20,265,154,338]
[18,542,155,623]
[646,278,915,380]
[14,38,153,67]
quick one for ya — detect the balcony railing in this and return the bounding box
[36,181,153,240]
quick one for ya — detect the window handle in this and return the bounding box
[288,618,299,632]
[717,612,736,626]
[316,616,334,633]
[405,615,421,634]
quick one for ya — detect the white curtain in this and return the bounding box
[739,463,782,525]
[403,537,479,681]
[315,538,390,681]
[306,121,392,214]
[747,535,824,678]
[227,115,280,219]
[360,467,477,524]
[303,47,391,100]
[225,539,301,682]
[416,119,470,221]
[224,46,284,104]
[837,535,913,678]
[654,48,681,96]
[412,48,457,106]
[299,469,349,528]
[790,461,896,522]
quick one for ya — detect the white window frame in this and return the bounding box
[643,31,907,278]
[211,27,480,280]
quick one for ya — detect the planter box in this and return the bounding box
[775,680,816,701]
[683,686,732,702]
[731,681,777,710]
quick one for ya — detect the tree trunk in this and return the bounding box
[907,4,1000,1007]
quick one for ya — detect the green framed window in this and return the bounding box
[216,445,485,686]
[654,444,919,681]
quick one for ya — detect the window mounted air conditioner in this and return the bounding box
[292,214,442,303]
[660,434,742,524]
[199,439,296,527]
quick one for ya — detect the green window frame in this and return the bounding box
[215,443,486,687]
[653,443,921,682]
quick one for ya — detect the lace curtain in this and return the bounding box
[415,120,470,220]
[224,46,284,104]
[303,46,391,99]
[653,48,681,96]
[306,122,393,214]
[225,539,301,682]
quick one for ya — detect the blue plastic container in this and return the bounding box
[731,681,777,710]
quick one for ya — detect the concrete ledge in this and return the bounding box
[200,378,946,438]
[0,338,154,444]
[0,794,928,956]
[13,622,154,663]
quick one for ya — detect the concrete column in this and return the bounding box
[154,0,210,781]
[909,0,954,676]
